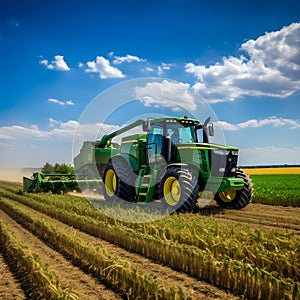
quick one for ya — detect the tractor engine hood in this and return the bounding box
[176,143,239,178]
[177,142,239,152]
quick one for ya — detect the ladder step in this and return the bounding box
[137,169,158,203]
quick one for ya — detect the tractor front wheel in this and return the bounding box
[215,169,253,209]
[159,166,198,213]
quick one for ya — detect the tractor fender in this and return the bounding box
[110,153,139,172]
[166,163,189,170]
[164,163,202,187]
[166,163,199,176]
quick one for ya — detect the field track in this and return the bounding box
[0,207,123,300]
[0,180,299,299]
[0,251,25,300]
[211,203,300,236]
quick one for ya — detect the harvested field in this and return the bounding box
[0,180,299,299]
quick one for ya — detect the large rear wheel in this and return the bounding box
[114,160,135,202]
[159,166,198,212]
[215,169,253,209]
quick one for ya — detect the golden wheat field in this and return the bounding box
[243,166,300,175]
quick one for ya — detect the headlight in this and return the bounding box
[213,149,230,155]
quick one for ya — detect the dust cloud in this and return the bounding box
[0,168,41,183]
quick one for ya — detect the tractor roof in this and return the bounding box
[148,117,200,127]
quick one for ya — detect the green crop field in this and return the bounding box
[250,174,300,207]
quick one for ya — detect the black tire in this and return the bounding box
[102,160,136,202]
[102,162,118,201]
[215,168,253,209]
[114,160,136,202]
[159,166,198,213]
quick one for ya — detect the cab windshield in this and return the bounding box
[151,123,197,144]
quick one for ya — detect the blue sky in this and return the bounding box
[0,0,299,168]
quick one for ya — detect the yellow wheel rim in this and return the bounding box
[105,169,117,197]
[218,190,236,202]
[163,176,181,206]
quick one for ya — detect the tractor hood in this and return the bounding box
[177,142,239,151]
[176,142,239,178]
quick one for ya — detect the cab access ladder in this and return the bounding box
[136,166,159,203]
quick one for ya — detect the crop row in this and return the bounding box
[250,175,300,207]
[0,197,188,300]
[4,186,299,281]
[0,219,78,300]
[0,186,299,299]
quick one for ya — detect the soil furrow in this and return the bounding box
[0,252,26,300]
[0,208,123,300]
[211,203,300,235]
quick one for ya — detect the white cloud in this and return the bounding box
[157,66,163,76]
[134,80,196,112]
[0,133,14,140]
[161,63,172,70]
[0,120,79,168]
[186,22,300,102]
[49,117,60,127]
[214,121,239,131]
[238,117,300,129]
[0,119,123,165]
[215,116,300,131]
[0,124,48,140]
[85,56,125,79]
[48,98,74,106]
[0,119,79,141]
[66,100,74,106]
[158,63,173,76]
[0,119,121,144]
[113,54,145,64]
[48,98,64,105]
[145,67,154,72]
[40,55,70,71]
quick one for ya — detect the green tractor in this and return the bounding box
[74,116,253,212]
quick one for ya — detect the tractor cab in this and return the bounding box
[144,116,212,164]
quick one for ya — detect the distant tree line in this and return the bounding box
[41,162,74,174]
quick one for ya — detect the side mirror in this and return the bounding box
[208,123,214,136]
[142,120,151,132]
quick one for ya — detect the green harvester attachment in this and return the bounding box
[23,172,101,194]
